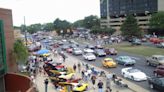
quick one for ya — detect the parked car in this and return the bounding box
[58,73,75,80]
[156,42,164,48]
[131,39,142,45]
[121,67,147,81]
[154,65,164,77]
[104,48,117,55]
[146,55,164,66]
[115,56,136,66]
[102,58,117,68]
[141,38,147,42]
[83,48,94,53]
[61,45,70,50]
[71,83,88,92]
[148,77,164,91]
[72,48,83,55]
[94,49,106,57]
[86,44,95,49]
[95,44,103,49]
[66,48,73,53]
[83,53,96,61]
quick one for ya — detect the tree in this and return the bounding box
[26,23,42,34]
[90,26,116,35]
[72,20,84,28]
[83,15,100,29]
[120,15,142,38]
[149,11,164,35]
[13,39,29,63]
[43,23,54,32]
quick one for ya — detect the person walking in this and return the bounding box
[91,74,96,89]
[73,64,77,72]
[106,78,112,92]
[97,80,104,92]
[77,63,81,73]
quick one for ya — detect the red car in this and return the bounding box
[154,65,164,77]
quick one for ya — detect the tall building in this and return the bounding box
[100,0,164,31]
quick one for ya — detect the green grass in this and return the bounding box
[105,43,164,56]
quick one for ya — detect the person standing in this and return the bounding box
[77,63,81,73]
[97,80,104,92]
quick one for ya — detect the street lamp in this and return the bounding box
[44,79,49,92]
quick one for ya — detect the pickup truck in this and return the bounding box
[146,55,164,66]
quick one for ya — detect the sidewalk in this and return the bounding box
[35,53,135,92]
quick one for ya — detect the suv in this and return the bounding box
[146,55,164,66]
[154,66,164,77]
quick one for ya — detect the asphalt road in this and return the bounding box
[61,42,158,92]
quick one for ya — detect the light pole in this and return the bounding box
[24,16,28,46]
[44,79,49,92]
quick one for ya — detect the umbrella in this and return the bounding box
[36,49,50,55]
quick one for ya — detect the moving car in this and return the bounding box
[71,83,88,92]
[104,48,117,55]
[146,55,164,66]
[72,48,83,55]
[121,67,147,81]
[102,58,117,68]
[154,65,164,77]
[83,48,94,53]
[156,42,164,48]
[115,56,136,66]
[148,77,164,91]
[83,53,96,61]
[94,49,106,57]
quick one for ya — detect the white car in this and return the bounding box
[83,53,96,61]
[121,67,147,81]
[72,48,83,55]
[83,48,94,53]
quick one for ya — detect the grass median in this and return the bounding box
[105,43,164,56]
[74,39,164,56]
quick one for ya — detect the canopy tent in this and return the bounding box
[36,49,50,55]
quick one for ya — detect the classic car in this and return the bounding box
[154,65,164,77]
[104,48,117,55]
[102,58,117,68]
[72,48,83,55]
[71,83,88,92]
[58,73,75,80]
[121,67,147,81]
[83,53,96,61]
[148,77,164,91]
[83,48,94,53]
[115,56,136,66]
[146,55,164,66]
[94,49,106,57]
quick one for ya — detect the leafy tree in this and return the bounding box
[83,15,100,29]
[120,15,142,38]
[13,39,29,63]
[90,26,116,35]
[149,11,164,35]
[53,18,71,35]
[27,23,42,34]
[72,20,84,28]
[43,23,54,31]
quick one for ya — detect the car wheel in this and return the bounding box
[122,73,125,77]
[154,72,158,77]
[150,84,154,89]
[123,63,127,66]
[131,76,134,80]
[147,61,150,66]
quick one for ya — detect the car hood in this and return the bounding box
[131,72,147,78]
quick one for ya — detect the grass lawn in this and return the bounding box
[105,43,164,56]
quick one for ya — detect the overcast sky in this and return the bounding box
[0,0,100,26]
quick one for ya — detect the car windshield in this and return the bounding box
[121,56,131,60]
[158,57,164,61]
[86,53,93,56]
[128,69,140,73]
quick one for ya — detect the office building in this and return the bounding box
[100,0,164,31]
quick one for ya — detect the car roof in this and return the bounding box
[152,55,164,58]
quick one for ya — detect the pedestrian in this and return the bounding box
[77,63,81,73]
[106,78,112,92]
[91,75,96,89]
[61,54,66,62]
[97,80,104,92]
[73,64,77,72]
[81,70,84,79]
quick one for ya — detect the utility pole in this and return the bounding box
[24,16,28,46]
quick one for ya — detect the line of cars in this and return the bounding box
[58,39,164,91]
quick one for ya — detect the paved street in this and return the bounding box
[35,53,134,92]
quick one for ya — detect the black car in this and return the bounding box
[148,77,164,91]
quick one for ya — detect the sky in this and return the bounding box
[0,0,100,26]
